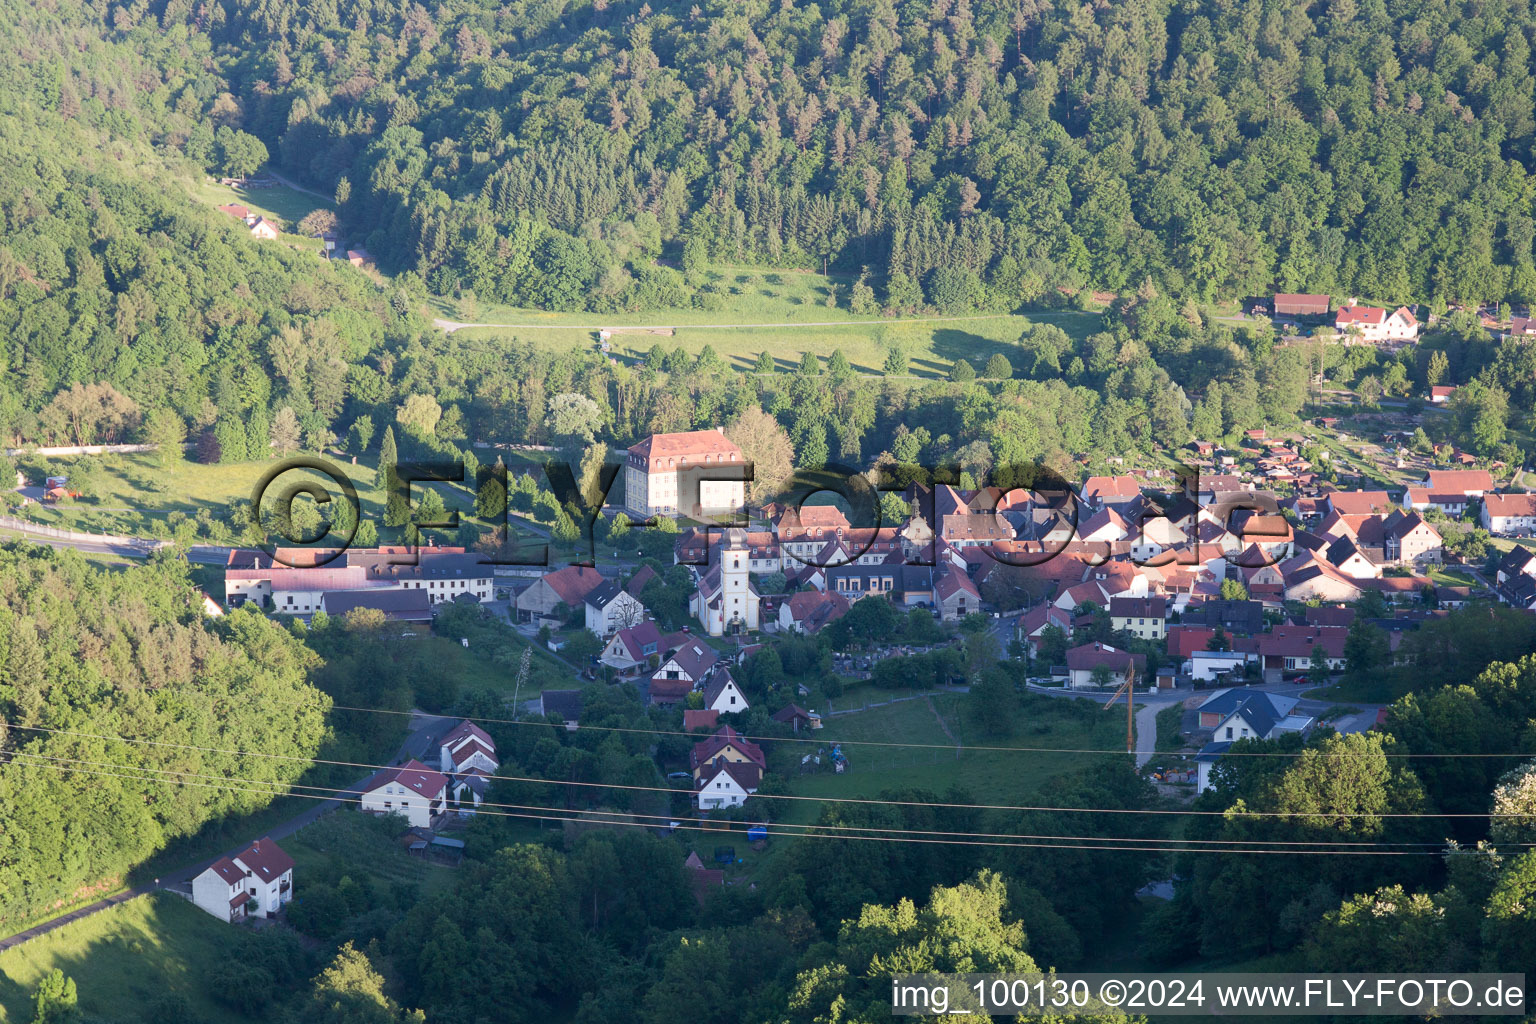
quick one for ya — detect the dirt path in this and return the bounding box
[923,695,963,759]
[433,312,1026,334]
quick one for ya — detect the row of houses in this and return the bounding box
[224,545,495,619]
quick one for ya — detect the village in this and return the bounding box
[193,353,1536,923]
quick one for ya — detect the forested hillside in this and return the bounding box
[135,0,1536,310]
[0,544,328,926]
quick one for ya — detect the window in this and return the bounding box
[1225,726,1233,739]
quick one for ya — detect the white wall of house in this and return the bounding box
[360,783,442,829]
[586,591,645,636]
[698,770,751,809]
[1188,652,1250,682]
[706,679,749,714]
[191,869,244,923]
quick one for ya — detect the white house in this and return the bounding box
[701,668,749,715]
[1482,493,1536,536]
[1187,650,1251,683]
[438,720,498,775]
[600,620,664,672]
[191,837,294,923]
[358,759,449,829]
[584,581,647,637]
[696,758,761,809]
[1333,305,1419,344]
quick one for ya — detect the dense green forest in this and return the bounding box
[142,0,1536,311]
[0,544,328,927]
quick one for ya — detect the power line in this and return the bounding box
[3,748,1492,849]
[0,752,1504,857]
[101,685,1536,759]
[7,720,1531,820]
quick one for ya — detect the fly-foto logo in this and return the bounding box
[248,455,1291,571]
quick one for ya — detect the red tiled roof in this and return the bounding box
[1335,305,1388,326]
[361,759,447,800]
[233,837,294,883]
[627,429,741,460]
[683,709,720,731]
[690,727,766,770]
[538,566,607,606]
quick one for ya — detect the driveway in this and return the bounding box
[0,710,455,951]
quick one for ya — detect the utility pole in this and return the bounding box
[1105,661,1136,755]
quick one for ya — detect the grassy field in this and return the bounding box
[434,267,1103,379]
[194,178,333,235]
[0,895,249,1024]
[11,450,513,545]
[775,692,1125,826]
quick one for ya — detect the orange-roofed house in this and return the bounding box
[1334,305,1419,344]
[358,759,448,829]
[624,429,745,518]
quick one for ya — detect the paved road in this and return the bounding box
[0,710,454,953]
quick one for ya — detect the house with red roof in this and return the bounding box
[1334,304,1419,344]
[438,720,497,775]
[689,726,766,781]
[1080,474,1142,508]
[777,590,852,634]
[697,758,761,809]
[191,837,294,923]
[934,567,982,620]
[600,619,664,673]
[623,428,745,518]
[515,565,607,621]
[358,759,449,829]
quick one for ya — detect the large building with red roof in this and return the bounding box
[624,429,745,518]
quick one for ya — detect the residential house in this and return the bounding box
[1429,385,1457,404]
[1016,604,1073,658]
[683,708,719,731]
[1109,596,1167,641]
[1495,547,1536,608]
[1333,305,1420,343]
[358,760,449,829]
[1188,650,1252,683]
[624,429,746,518]
[701,667,750,715]
[1080,474,1142,508]
[696,758,761,809]
[1178,599,1266,635]
[648,639,719,706]
[191,837,294,923]
[1064,641,1145,689]
[1482,493,1536,536]
[584,580,647,636]
[689,726,767,782]
[515,565,606,622]
[1195,691,1314,793]
[538,690,582,726]
[439,720,498,775]
[934,567,981,620]
[248,216,281,240]
[1325,491,1397,516]
[777,590,851,633]
[600,620,664,673]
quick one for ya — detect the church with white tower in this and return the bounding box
[691,528,760,636]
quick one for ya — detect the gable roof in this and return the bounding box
[772,704,812,724]
[538,565,608,606]
[690,726,766,769]
[233,837,294,883]
[625,564,658,597]
[683,708,720,731]
[1065,641,1144,675]
[441,720,495,755]
[609,620,663,660]
[701,667,744,709]
[361,759,448,800]
[1425,469,1493,493]
[1081,474,1141,502]
[698,757,763,793]
[204,856,244,886]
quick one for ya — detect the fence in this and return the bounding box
[4,443,161,457]
[0,514,167,551]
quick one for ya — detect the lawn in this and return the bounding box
[0,895,251,1024]
[775,692,1126,826]
[435,267,1103,379]
[10,451,521,547]
[193,178,334,235]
